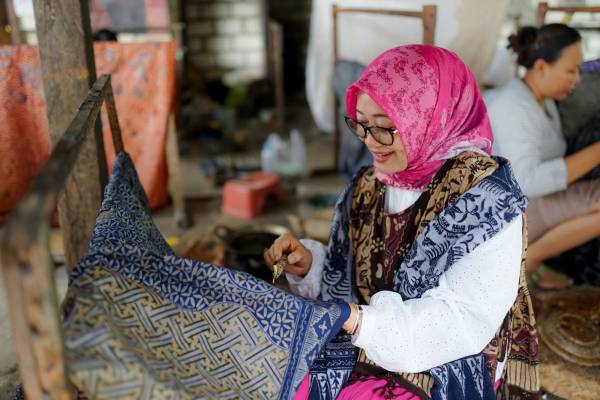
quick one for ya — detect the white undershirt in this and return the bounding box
[287,185,522,379]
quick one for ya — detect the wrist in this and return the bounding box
[300,255,312,278]
[342,303,363,335]
[296,249,312,278]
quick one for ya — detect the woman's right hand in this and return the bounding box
[264,234,313,278]
[565,141,600,184]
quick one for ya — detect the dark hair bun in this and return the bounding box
[507,26,538,68]
[508,27,537,54]
[507,24,581,69]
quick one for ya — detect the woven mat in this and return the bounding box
[533,287,600,399]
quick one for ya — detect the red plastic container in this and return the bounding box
[221,172,283,219]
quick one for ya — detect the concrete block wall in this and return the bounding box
[185,0,267,80]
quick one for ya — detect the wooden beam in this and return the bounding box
[422,5,437,46]
[0,1,9,44]
[548,6,600,13]
[103,77,124,154]
[269,20,285,128]
[166,113,189,228]
[537,2,549,27]
[334,7,423,18]
[33,0,107,270]
[536,1,600,30]
[0,75,116,400]
[537,2,600,27]
[332,4,340,172]
[0,14,5,44]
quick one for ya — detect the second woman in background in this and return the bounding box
[488,23,600,289]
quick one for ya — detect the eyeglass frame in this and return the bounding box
[343,116,397,146]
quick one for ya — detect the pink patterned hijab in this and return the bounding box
[346,45,493,190]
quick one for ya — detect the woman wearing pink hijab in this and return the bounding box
[265,45,539,400]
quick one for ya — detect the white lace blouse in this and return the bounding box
[287,185,522,380]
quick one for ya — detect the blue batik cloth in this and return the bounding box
[63,151,349,400]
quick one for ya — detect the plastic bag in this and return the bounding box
[260,130,307,177]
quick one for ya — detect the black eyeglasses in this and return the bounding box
[344,116,396,146]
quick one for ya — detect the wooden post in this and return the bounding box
[422,5,437,45]
[4,0,22,44]
[33,0,107,270]
[0,2,9,44]
[537,2,549,27]
[103,76,125,154]
[166,113,189,228]
[332,4,340,172]
[169,0,185,92]
[269,20,285,128]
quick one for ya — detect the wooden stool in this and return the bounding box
[221,172,283,219]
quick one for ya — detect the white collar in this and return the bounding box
[384,185,423,214]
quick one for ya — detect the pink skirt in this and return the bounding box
[293,374,420,400]
[293,372,502,399]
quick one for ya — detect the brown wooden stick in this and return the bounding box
[166,113,189,228]
[537,2,549,27]
[4,0,21,45]
[103,75,124,154]
[332,4,340,171]
[537,2,600,27]
[334,8,423,18]
[548,6,600,13]
[270,21,285,128]
[422,5,437,45]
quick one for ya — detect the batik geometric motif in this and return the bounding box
[63,152,349,399]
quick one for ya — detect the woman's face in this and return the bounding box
[356,92,408,174]
[538,41,583,100]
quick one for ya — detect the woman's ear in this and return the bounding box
[532,58,549,77]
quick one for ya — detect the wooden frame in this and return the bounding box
[0,74,123,400]
[331,4,437,170]
[537,2,600,28]
[268,20,286,128]
[4,0,21,45]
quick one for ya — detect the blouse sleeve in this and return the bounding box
[352,215,523,373]
[285,238,326,299]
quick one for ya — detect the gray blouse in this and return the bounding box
[487,78,568,198]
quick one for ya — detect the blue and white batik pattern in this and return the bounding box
[64,152,350,400]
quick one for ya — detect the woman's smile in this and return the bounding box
[371,150,394,164]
